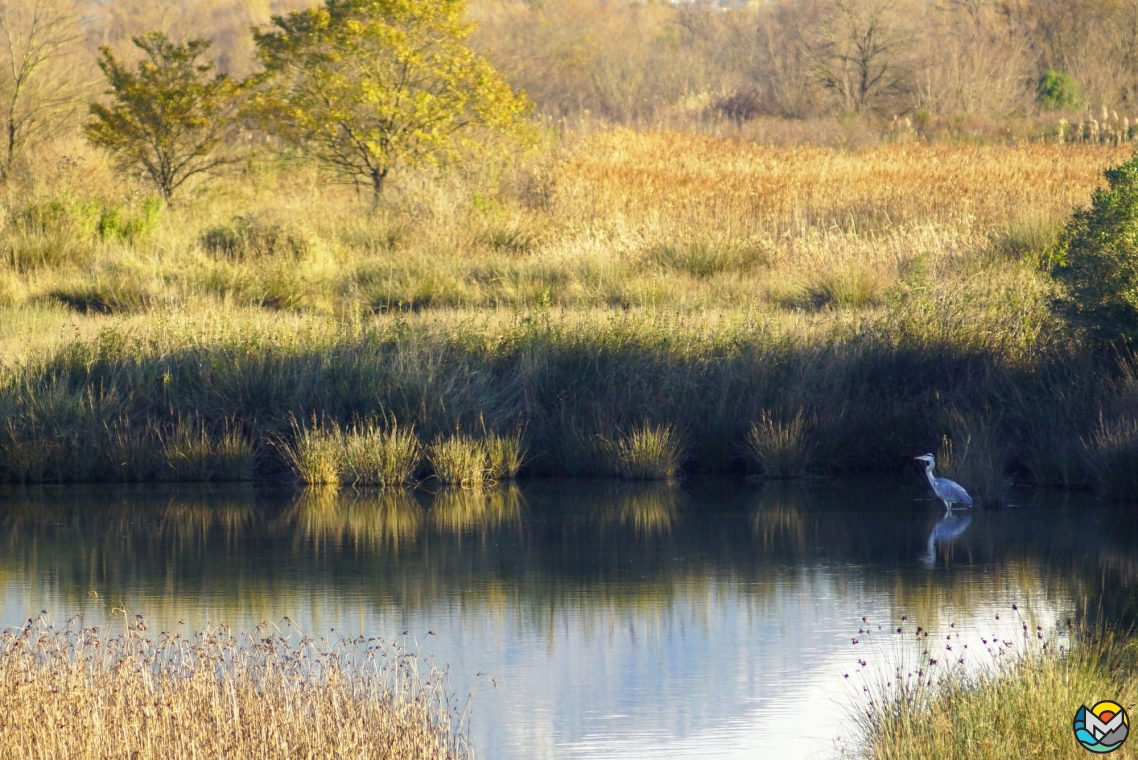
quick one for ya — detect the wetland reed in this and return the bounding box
[0,613,472,760]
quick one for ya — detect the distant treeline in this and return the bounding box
[470,0,1138,125]
[39,0,1138,126]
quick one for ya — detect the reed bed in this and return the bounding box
[933,411,1010,507]
[0,614,472,760]
[858,625,1138,759]
[0,134,1134,491]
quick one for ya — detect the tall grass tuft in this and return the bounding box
[484,430,527,480]
[284,421,344,486]
[599,423,683,480]
[160,419,255,482]
[935,412,1009,506]
[0,614,472,760]
[428,435,490,487]
[342,421,422,487]
[1083,413,1138,502]
[859,626,1138,760]
[746,410,816,478]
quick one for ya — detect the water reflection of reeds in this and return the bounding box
[428,485,523,534]
[161,496,257,548]
[750,482,811,550]
[594,482,682,537]
[281,487,424,553]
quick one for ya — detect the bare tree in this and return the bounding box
[801,0,913,115]
[0,0,86,180]
[915,0,1030,117]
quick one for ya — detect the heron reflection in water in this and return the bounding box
[920,512,973,567]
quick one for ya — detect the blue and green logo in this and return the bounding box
[1074,700,1130,753]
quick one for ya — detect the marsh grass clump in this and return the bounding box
[787,266,890,310]
[285,421,344,486]
[427,430,526,486]
[746,410,816,478]
[0,615,472,760]
[160,419,255,482]
[428,435,490,487]
[201,214,311,261]
[935,413,1009,506]
[102,420,163,483]
[342,421,422,487]
[859,626,1138,760]
[484,429,527,480]
[599,423,683,480]
[648,239,765,278]
[990,213,1063,269]
[46,279,157,314]
[1083,413,1138,502]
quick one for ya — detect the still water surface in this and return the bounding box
[0,479,1135,759]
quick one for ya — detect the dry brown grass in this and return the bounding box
[0,133,1125,325]
[0,614,472,760]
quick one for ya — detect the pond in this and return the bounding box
[0,478,1134,759]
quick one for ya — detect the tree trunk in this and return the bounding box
[371,167,388,199]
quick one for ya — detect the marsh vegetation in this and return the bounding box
[2,135,1137,500]
[0,613,471,760]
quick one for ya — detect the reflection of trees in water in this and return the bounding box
[279,487,424,553]
[428,485,523,534]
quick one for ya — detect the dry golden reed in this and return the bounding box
[0,614,472,760]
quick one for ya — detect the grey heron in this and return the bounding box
[915,453,974,511]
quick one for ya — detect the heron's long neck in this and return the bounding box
[924,461,937,488]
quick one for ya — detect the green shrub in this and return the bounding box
[1053,151,1138,343]
[98,197,163,242]
[1036,69,1081,111]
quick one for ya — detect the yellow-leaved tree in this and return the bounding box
[251,0,531,198]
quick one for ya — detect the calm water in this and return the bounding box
[1,479,1136,758]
